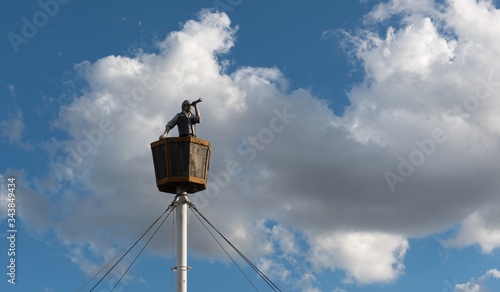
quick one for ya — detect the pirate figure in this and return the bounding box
[159,98,202,139]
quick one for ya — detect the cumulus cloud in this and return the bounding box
[12,0,500,287]
[310,231,408,284]
[337,0,500,243]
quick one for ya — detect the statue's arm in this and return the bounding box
[159,114,178,139]
[193,104,200,123]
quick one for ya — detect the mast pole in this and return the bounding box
[176,190,189,292]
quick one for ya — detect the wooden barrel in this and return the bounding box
[151,137,211,194]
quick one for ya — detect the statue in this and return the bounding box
[159,98,202,139]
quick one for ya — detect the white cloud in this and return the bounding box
[356,17,456,83]
[15,0,500,286]
[339,0,500,244]
[442,211,500,253]
[258,258,291,282]
[365,0,437,22]
[486,269,500,279]
[445,0,500,55]
[455,282,484,292]
[296,273,321,292]
[310,231,408,284]
[453,268,500,291]
[270,224,300,255]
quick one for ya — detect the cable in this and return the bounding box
[81,201,175,292]
[194,204,279,291]
[90,205,172,291]
[111,206,175,291]
[189,203,281,292]
[190,205,259,291]
[80,195,281,292]
[78,208,168,292]
[199,206,280,291]
[190,204,278,291]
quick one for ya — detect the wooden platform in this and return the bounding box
[151,137,211,194]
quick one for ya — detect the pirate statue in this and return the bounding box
[159,98,203,139]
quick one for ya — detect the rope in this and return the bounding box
[189,203,281,292]
[190,205,259,291]
[78,207,171,292]
[80,195,281,292]
[80,200,176,292]
[89,205,173,291]
[111,206,174,291]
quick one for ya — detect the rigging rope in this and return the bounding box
[111,206,174,291]
[79,202,175,292]
[190,205,259,291]
[77,206,169,292]
[189,203,282,292]
[80,196,282,292]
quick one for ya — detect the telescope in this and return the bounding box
[191,98,203,105]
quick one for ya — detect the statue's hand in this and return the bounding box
[159,134,165,140]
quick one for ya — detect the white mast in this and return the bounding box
[175,190,190,292]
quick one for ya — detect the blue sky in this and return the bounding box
[1,0,500,291]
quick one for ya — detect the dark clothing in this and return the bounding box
[167,111,200,137]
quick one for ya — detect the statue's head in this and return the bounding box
[182,100,191,112]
